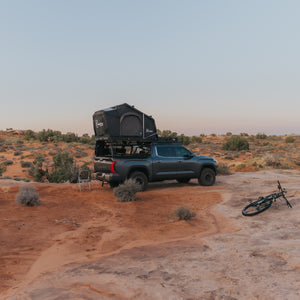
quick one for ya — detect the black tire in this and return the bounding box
[129,171,148,191]
[242,197,273,216]
[198,168,215,186]
[176,178,191,184]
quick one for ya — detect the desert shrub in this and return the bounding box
[48,151,79,183]
[0,175,11,179]
[74,150,88,158]
[240,132,249,136]
[15,185,40,206]
[48,150,57,156]
[191,136,202,143]
[79,133,94,144]
[174,206,196,221]
[263,153,281,168]
[29,154,47,182]
[3,160,13,166]
[178,134,191,145]
[24,129,36,140]
[62,132,79,143]
[48,168,73,183]
[21,161,33,168]
[53,151,73,168]
[256,133,267,139]
[226,132,232,136]
[113,179,141,202]
[217,162,230,175]
[14,177,30,182]
[222,136,249,151]
[285,136,295,143]
[157,129,178,138]
[14,150,22,156]
[0,163,6,176]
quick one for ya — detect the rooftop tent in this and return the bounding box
[93,103,158,140]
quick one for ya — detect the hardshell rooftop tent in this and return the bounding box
[93,103,158,140]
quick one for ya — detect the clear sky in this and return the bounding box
[1,0,299,136]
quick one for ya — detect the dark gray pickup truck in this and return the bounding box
[94,139,217,190]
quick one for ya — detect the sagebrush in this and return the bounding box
[175,206,196,221]
[113,179,141,202]
[15,185,41,206]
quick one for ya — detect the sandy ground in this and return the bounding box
[0,170,299,299]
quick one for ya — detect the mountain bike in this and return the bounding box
[242,181,292,216]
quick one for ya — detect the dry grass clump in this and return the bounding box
[174,206,196,221]
[113,179,141,202]
[15,185,41,206]
[217,162,230,175]
[263,153,281,168]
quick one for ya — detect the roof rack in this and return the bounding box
[95,136,178,144]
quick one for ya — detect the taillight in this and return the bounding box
[110,161,116,173]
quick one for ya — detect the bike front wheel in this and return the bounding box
[242,198,273,216]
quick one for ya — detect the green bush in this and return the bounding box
[29,154,47,182]
[113,179,141,202]
[3,160,13,166]
[14,150,22,156]
[53,151,73,169]
[15,185,40,206]
[174,206,196,221]
[222,136,249,151]
[24,129,36,140]
[49,151,79,183]
[285,136,295,143]
[178,134,191,145]
[191,136,202,143]
[48,168,73,183]
[256,133,267,139]
[21,161,33,168]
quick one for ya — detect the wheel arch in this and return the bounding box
[128,167,149,179]
[200,164,217,175]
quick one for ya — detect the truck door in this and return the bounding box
[152,145,195,179]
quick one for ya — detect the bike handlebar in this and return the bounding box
[277,180,292,208]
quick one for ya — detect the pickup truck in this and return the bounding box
[94,139,217,190]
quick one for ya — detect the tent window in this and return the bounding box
[120,115,142,136]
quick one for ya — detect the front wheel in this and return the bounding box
[242,197,273,216]
[198,168,215,186]
[129,171,148,191]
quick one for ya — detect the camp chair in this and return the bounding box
[78,168,91,191]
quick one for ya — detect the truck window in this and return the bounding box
[157,145,191,157]
[157,146,176,157]
[173,146,192,157]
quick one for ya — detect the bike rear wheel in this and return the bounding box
[242,197,273,216]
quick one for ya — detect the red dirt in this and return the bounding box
[0,180,233,296]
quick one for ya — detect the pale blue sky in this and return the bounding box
[1,0,299,135]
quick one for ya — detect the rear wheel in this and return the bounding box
[242,197,273,216]
[129,171,148,191]
[198,168,215,186]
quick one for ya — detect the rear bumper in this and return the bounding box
[95,172,122,183]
